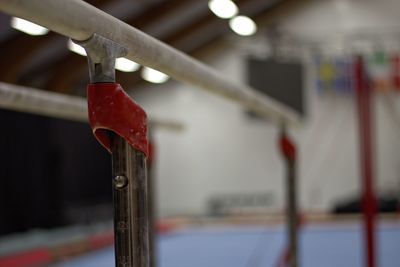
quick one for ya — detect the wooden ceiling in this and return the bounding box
[0,0,300,95]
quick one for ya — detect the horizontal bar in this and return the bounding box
[0,0,300,125]
[0,82,86,121]
[0,82,183,130]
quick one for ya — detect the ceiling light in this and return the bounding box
[208,0,238,19]
[229,15,257,36]
[141,67,169,84]
[115,58,140,72]
[67,40,87,56]
[10,17,49,36]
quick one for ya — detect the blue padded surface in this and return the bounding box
[52,222,400,267]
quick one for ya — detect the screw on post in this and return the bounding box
[75,34,150,267]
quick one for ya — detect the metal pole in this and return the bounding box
[286,157,298,267]
[354,56,377,267]
[147,131,156,267]
[80,34,150,267]
[279,126,298,267]
[111,135,149,267]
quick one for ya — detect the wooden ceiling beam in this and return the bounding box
[255,0,312,28]
[126,0,188,29]
[127,0,295,89]
[0,0,112,83]
[0,34,51,83]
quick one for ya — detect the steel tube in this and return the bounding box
[286,158,298,267]
[147,155,156,267]
[278,127,298,267]
[354,56,377,267]
[147,133,156,267]
[111,134,150,267]
[0,0,299,124]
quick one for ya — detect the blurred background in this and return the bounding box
[0,0,400,266]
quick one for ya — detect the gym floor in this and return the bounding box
[51,220,400,267]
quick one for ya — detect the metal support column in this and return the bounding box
[147,129,156,267]
[79,34,150,267]
[354,56,377,267]
[111,135,149,267]
[279,125,298,267]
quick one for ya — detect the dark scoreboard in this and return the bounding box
[247,57,305,118]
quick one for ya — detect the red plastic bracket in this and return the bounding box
[87,83,148,157]
[279,133,296,162]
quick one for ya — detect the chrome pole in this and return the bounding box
[286,155,298,267]
[80,34,150,267]
[111,134,149,267]
[279,125,298,267]
[147,133,156,267]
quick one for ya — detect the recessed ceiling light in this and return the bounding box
[208,0,238,19]
[67,40,87,56]
[141,67,169,84]
[115,58,140,72]
[229,15,257,36]
[10,17,49,36]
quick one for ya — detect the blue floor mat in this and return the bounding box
[52,222,400,267]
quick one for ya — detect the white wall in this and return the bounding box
[279,0,400,41]
[134,47,284,216]
[132,0,400,217]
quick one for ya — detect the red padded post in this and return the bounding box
[87,83,149,157]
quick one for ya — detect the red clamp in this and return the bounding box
[87,83,148,157]
[279,133,296,162]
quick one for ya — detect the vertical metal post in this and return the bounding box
[111,135,149,267]
[279,125,298,267]
[78,34,150,267]
[286,156,297,267]
[354,56,377,267]
[147,130,156,267]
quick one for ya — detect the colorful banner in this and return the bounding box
[314,52,400,95]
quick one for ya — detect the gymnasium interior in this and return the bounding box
[0,0,399,267]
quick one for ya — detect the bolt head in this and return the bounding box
[114,175,128,189]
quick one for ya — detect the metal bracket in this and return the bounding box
[73,34,127,83]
